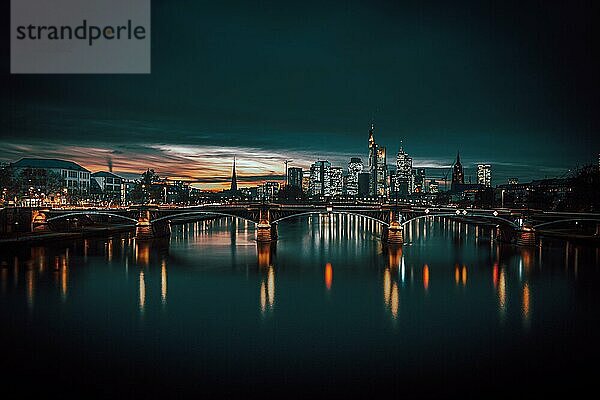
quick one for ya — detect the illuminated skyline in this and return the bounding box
[1,0,598,189]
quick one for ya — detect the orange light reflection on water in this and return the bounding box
[325,263,333,290]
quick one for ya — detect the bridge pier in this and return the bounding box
[135,210,154,240]
[384,221,404,245]
[515,229,537,247]
[497,225,537,247]
[257,220,277,242]
[135,209,171,240]
[31,210,50,232]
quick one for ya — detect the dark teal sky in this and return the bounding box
[1,0,598,186]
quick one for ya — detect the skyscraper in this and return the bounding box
[358,172,370,197]
[330,167,343,197]
[230,156,238,191]
[477,164,492,187]
[376,147,387,196]
[396,142,413,195]
[347,157,363,196]
[451,152,464,191]
[368,123,378,196]
[287,167,303,189]
[368,123,387,196]
[309,160,331,197]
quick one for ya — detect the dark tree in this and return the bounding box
[128,169,165,204]
[560,165,600,212]
[276,185,306,203]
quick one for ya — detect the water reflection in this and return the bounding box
[26,267,34,309]
[455,264,460,286]
[522,282,531,328]
[498,267,507,322]
[423,264,430,291]
[137,270,145,314]
[0,216,596,335]
[161,259,167,306]
[324,262,333,290]
[383,266,399,320]
[260,266,275,316]
[383,246,402,320]
[257,242,276,316]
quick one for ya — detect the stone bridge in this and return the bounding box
[23,203,600,246]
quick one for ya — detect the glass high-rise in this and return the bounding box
[477,164,491,187]
[309,160,331,197]
[347,157,363,196]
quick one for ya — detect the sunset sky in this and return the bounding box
[2,0,598,189]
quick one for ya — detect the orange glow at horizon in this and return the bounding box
[3,143,300,190]
[423,264,429,291]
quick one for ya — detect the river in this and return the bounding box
[1,215,599,397]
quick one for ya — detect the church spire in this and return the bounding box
[230,156,238,191]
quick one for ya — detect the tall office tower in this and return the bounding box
[413,168,426,193]
[396,142,413,195]
[230,156,238,191]
[347,157,363,196]
[302,171,310,193]
[309,160,331,197]
[368,123,378,196]
[330,167,343,197]
[287,167,303,188]
[477,164,492,187]
[358,172,371,197]
[451,152,465,190]
[376,146,387,196]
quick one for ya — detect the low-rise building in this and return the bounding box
[11,158,90,202]
[92,171,125,204]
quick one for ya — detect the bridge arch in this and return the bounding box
[151,211,258,225]
[400,213,520,229]
[533,218,600,230]
[271,210,390,226]
[46,212,138,224]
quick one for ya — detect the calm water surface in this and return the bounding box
[1,215,599,397]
